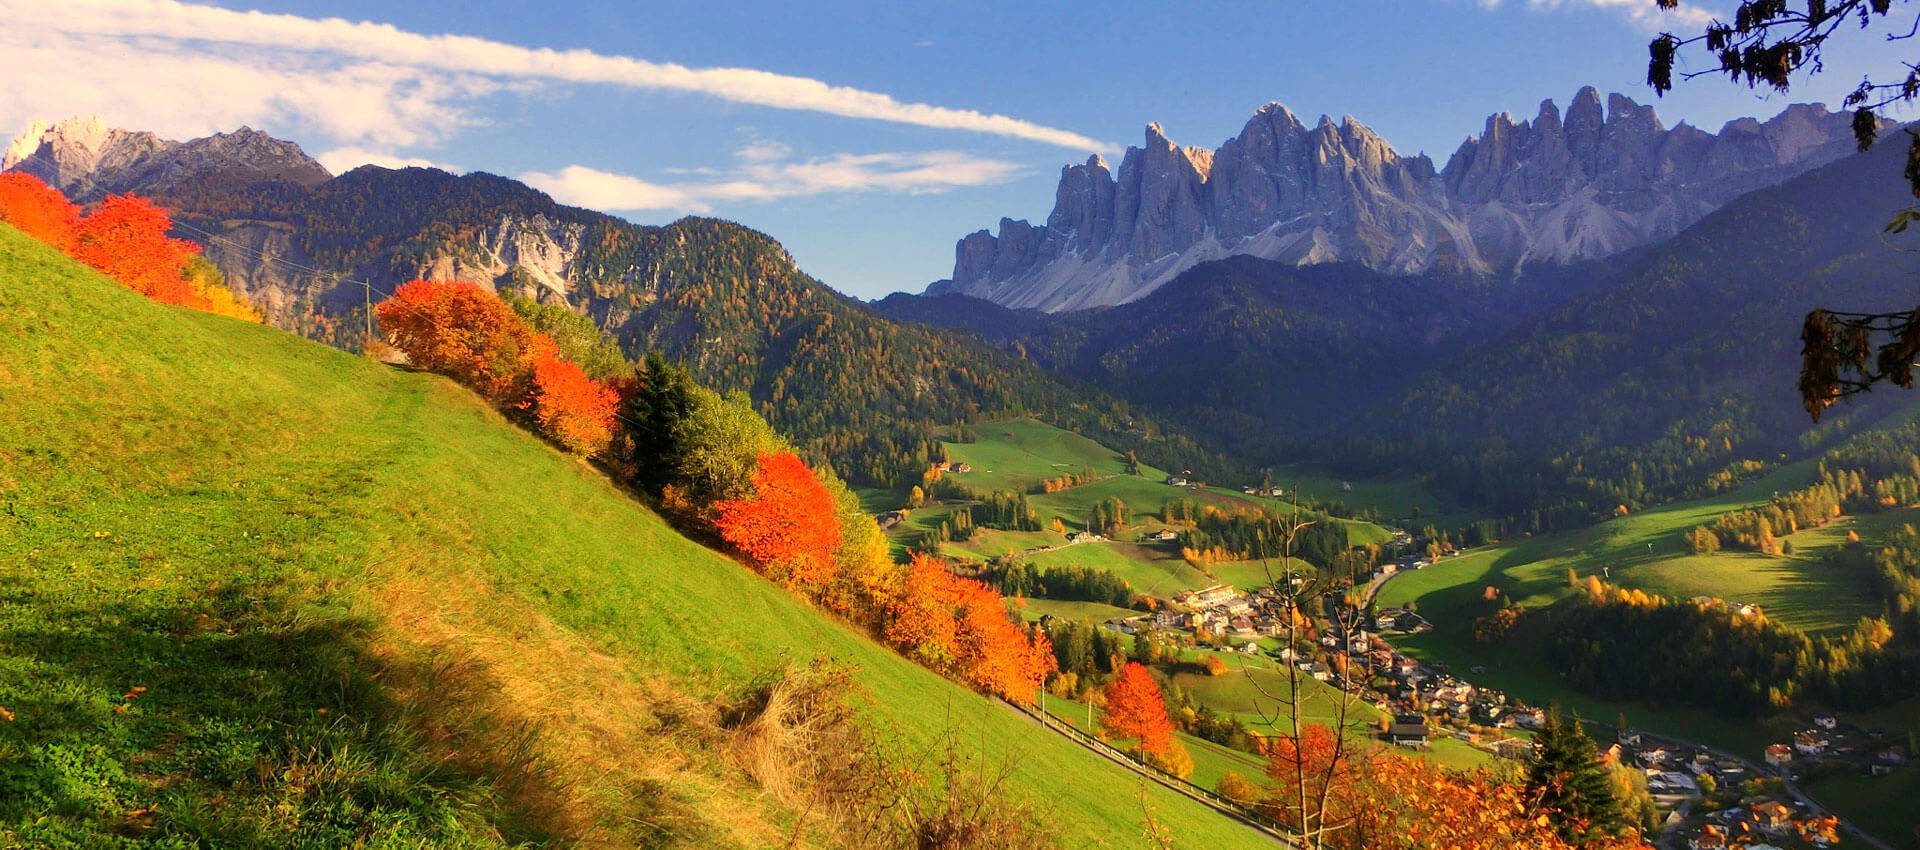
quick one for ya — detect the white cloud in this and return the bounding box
[753,150,1022,196]
[522,145,1024,214]
[521,165,703,212]
[0,28,497,148]
[735,140,794,163]
[315,146,459,174]
[1474,0,1721,30]
[0,0,1110,153]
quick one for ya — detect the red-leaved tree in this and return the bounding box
[531,346,619,456]
[71,194,206,309]
[1102,661,1175,756]
[714,451,843,589]
[884,553,1053,703]
[376,280,540,402]
[0,172,79,251]
[1263,720,1355,836]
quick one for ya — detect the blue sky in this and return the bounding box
[3,0,1913,299]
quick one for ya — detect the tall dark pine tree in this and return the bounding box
[619,354,698,497]
[1526,705,1627,843]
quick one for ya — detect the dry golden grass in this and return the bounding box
[366,570,803,849]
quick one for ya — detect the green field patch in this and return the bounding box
[944,526,1063,561]
[1364,462,1915,763]
[1796,771,1920,845]
[1026,541,1215,598]
[1012,598,1140,624]
[1029,475,1211,529]
[1627,551,1879,635]
[1377,464,1892,636]
[942,417,1144,494]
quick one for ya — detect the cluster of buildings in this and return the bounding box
[1363,646,1534,754]
[1608,721,1869,848]
[1763,713,1910,779]
[1686,802,1832,850]
[1147,584,1302,648]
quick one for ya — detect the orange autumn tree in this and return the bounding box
[1263,721,1361,843]
[1,175,260,321]
[884,554,1052,703]
[950,575,1055,703]
[1250,744,1651,850]
[376,280,541,402]
[531,346,619,456]
[887,554,962,668]
[0,172,79,251]
[1102,662,1176,756]
[72,194,206,309]
[1345,755,1582,850]
[714,451,843,589]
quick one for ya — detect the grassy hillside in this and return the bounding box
[944,418,1140,494]
[0,225,1266,847]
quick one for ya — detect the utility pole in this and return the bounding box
[362,279,373,344]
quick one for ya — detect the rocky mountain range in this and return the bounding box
[928,88,1867,312]
[4,115,331,204]
[2,117,579,326]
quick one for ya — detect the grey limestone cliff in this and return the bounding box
[933,88,1863,312]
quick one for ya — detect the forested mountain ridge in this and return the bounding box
[880,135,1920,530]
[1,121,1236,488]
[876,254,1629,452]
[1330,130,1920,526]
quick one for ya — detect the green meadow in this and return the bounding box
[0,224,1267,848]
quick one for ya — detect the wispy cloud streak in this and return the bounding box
[522,147,1025,214]
[1474,0,1721,31]
[0,0,1110,152]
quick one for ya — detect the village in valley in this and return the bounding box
[1102,564,1902,849]
[875,418,1920,848]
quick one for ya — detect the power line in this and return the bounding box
[171,219,389,295]
[171,218,391,336]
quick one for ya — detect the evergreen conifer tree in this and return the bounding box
[1526,704,1627,842]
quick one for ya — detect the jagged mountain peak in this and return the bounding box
[2,117,330,203]
[3,116,174,198]
[3,115,114,171]
[935,89,1865,312]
